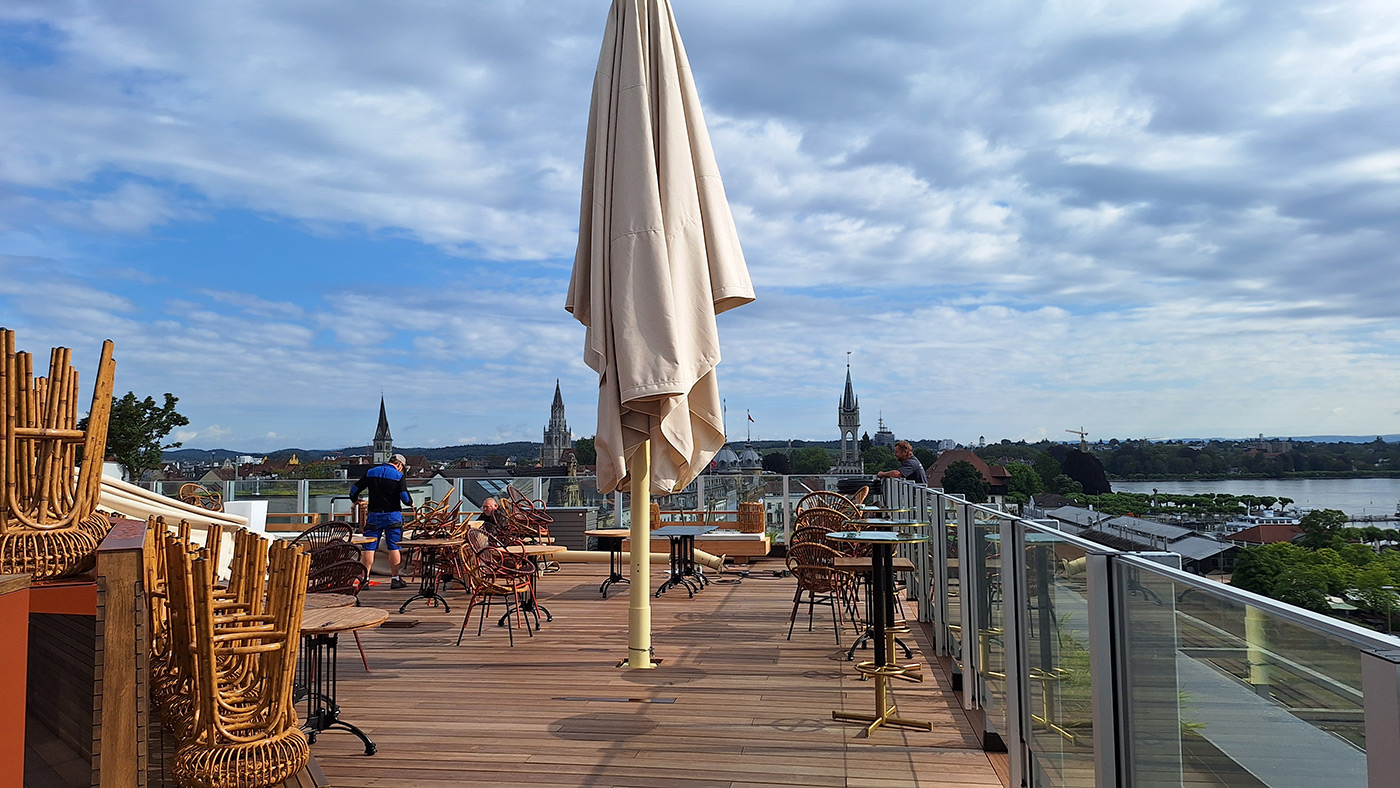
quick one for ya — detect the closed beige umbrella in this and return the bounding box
[566,0,754,669]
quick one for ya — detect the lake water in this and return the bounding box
[1113,478,1400,519]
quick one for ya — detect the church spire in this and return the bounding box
[372,397,393,464]
[542,380,571,466]
[841,363,858,412]
[835,361,862,474]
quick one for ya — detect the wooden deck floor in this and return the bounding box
[311,559,1004,788]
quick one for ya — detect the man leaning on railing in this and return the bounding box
[876,440,927,485]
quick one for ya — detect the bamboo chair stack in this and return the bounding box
[145,516,312,788]
[0,328,116,579]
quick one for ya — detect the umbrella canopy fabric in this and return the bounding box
[567,0,755,496]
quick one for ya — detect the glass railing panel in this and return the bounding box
[945,496,962,666]
[1023,531,1095,788]
[306,479,353,520]
[973,507,1009,737]
[1118,561,1369,788]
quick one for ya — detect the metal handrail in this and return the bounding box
[1118,553,1400,652]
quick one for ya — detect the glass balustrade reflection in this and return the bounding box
[1120,563,1368,788]
[1023,531,1095,788]
[973,509,1008,738]
[945,497,963,670]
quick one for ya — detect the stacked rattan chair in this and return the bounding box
[0,329,115,579]
[454,526,538,646]
[147,517,311,788]
[787,504,863,642]
[501,486,554,543]
[795,490,861,519]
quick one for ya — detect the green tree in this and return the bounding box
[1050,474,1083,495]
[284,461,338,480]
[913,447,937,467]
[1006,463,1045,504]
[761,451,792,474]
[942,460,989,503]
[574,436,597,465]
[863,445,897,474]
[1270,564,1335,613]
[83,391,189,481]
[1298,509,1349,549]
[1351,564,1397,613]
[791,447,833,474]
[860,432,872,452]
[1033,452,1063,488]
[1231,543,1299,595]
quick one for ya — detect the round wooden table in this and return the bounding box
[299,606,389,754]
[397,538,464,614]
[305,593,355,610]
[585,528,631,597]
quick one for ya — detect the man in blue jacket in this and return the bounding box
[350,453,412,589]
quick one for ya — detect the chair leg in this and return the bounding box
[456,594,481,646]
[829,592,841,646]
[353,630,370,670]
[787,583,803,640]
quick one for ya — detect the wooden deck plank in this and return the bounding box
[312,560,1001,788]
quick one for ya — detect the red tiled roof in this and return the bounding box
[926,449,1011,488]
[1230,524,1302,544]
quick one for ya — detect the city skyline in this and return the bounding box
[3,2,1398,449]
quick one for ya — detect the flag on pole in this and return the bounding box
[747,411,754,423]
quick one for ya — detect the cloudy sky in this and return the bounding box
[2,0,1398,452]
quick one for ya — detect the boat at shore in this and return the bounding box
[1218,510,1302,535]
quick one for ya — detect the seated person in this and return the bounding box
[876,440,928,485]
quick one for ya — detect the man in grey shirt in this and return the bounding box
[877,440,927,485]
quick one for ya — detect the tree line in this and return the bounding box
[1231,510,1400,628]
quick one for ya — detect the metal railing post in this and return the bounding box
[1362,649,1400,788]
[957,498,977,711]
[1004,516,1029,788]
[932,490,950,652]
[297,480,309,522]
[781,475,791,544]
[1086,552,1120,788]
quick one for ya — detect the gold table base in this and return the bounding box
[832,629,933,736]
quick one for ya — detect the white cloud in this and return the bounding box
[0,1,1397,447]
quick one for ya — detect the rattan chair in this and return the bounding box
[454,528,537,646]
[795,490,860,519]
[171,540,310,788]
[179,483,225,512]
[289,521,354,552]
[786,541,848,644]
[0,330,115,579]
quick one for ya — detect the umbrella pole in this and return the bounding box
[624,439,656,668]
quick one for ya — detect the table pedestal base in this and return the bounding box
[833,629,931,736]
[832,672,934,736]
[302,632,377,755]
[600,539,628,598]
[399,546,451,614]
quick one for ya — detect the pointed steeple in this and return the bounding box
[372,397,393,464]
[542,380,571,466]
[841,364,858,412]
[374,397,392,442]
[836,362,862,474]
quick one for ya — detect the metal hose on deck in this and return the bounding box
[558,548,725,571]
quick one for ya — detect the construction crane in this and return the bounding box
[1066,427,1089,452]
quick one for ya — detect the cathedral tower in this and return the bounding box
[541,381,571,467]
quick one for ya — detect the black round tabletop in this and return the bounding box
[827,530,929,544]
[848,518,927,529]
